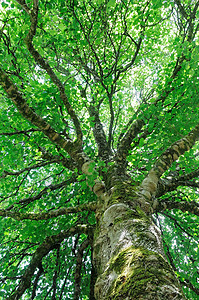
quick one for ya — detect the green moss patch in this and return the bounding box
[107,246,175,299]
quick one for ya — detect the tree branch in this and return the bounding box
[116,36,142,76]
[174,0,188,19]
[116,118,145,161]
[174,0,199,42]
[0,128,40,136]
[15,0,30,15]
[179,278,199,296]
[154,124,199,177]
[73,239,90,300]
[116,33,195,166]
[22,0,83,146]
[140,124,199,202]
[158,212,199,296]
[31,262,44,300]
[0,201,97,220]
[154,197,199,217]
[7,225,93,300]
[0,69,106,195]
[5,176,77,210]
[72,8,104,84]
[193,1,199,19]
[52,246,60,300]
[1,161,59,178]
[0,67,89,168]
[161,211,197,238]
[88,104,111,161]
[156,168,199,197]
[107,92,115,150]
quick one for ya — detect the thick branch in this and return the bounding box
[157,178,199,198]
[23,0,83,145]
[88,105,111,161]
[140,124,199,202]
[117,118,145,161]
[156,168,199,197]
[0,70,106,195]
[0,67,88,167]
[39,149,77,170]
[154,198,199,217]
[8,225,93,300]
[177,168,199,181]
[154,124,199,178]
[0,201,97,220]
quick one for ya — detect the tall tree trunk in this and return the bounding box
[93,180,186,300]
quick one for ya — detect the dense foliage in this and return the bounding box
[0,0,199,299]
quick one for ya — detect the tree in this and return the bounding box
[0,0,199,299]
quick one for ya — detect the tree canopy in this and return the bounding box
[0,0,199,299]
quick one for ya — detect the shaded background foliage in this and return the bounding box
[0,0,199,299]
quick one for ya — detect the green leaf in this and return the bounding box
[107,0,116,7]
[139,138,145,147]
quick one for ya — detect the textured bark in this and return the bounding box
[139,124,199,211]
[88,104,111,161]
[93,183,186,300]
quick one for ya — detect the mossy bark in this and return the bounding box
[93,184,186,300]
